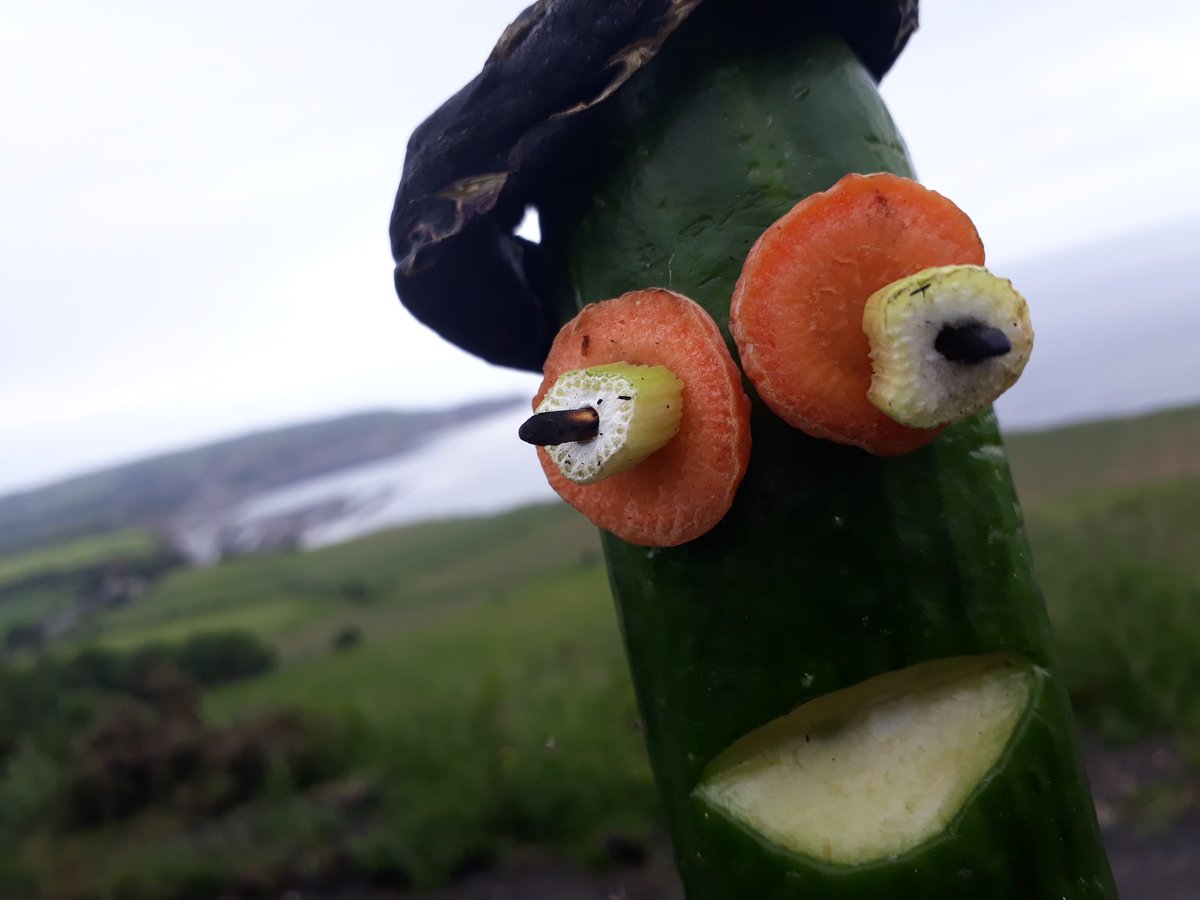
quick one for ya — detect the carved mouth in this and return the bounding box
[693,654,1035,865]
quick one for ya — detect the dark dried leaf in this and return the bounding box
[390,0,919,370]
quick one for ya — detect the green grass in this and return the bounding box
[97,596,329,651]
[17,513,647,896]
[0,529,155,588]
[204,563,656,886]
[4,413,1198,898]
[71,504,597,667]
[22,801,350,900]
[4,503,639,897]
[0,584,77,638]
[1004,402,1200,503]
[1026,476,1200,746]
[1005,406,1200,750]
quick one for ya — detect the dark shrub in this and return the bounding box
[339,578,374,604]
[331,625,362,652]
[3,620,44,651]
[62,706,343,828]
[64,646,135,693]
[175,630,276,686]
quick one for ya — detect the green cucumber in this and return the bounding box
[536,5,1116,898]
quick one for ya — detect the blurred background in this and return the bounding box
[1,1,1197,898]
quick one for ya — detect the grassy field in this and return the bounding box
[208,565,653,882]
[0,529,155,589]
[1004,404,1200,749]
[2,505,643,897]
[0,406,1196,898]
[1027,475,1200,748]
[1005,403,1200,502]
[0,528,167,642]
[89,504,599,652]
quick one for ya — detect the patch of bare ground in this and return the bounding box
[1080,733,1200,900]
[409,844,683,900]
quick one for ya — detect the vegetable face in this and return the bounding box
[534,5,1115,898]
[396,2,1114,897]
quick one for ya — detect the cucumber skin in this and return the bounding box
[536,7,1116,899]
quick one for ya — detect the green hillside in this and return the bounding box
[0,530,156,589]
[0,398,521,557]
[1027,475,1200,743]
[0,529,182,650]
[0,403,1196,898]
[1,471,1195,898]
[1004,402,1200,504]
[0,503,620,898]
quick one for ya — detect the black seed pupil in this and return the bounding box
[519,407,601,446]
[935,322,1012,365]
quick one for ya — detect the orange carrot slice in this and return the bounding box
[534,288,751,547]
[729,173,985,456]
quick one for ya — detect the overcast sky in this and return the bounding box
[3,0,1199,494]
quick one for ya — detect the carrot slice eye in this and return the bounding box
[729,173,985,456]
[529,289,751,547]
